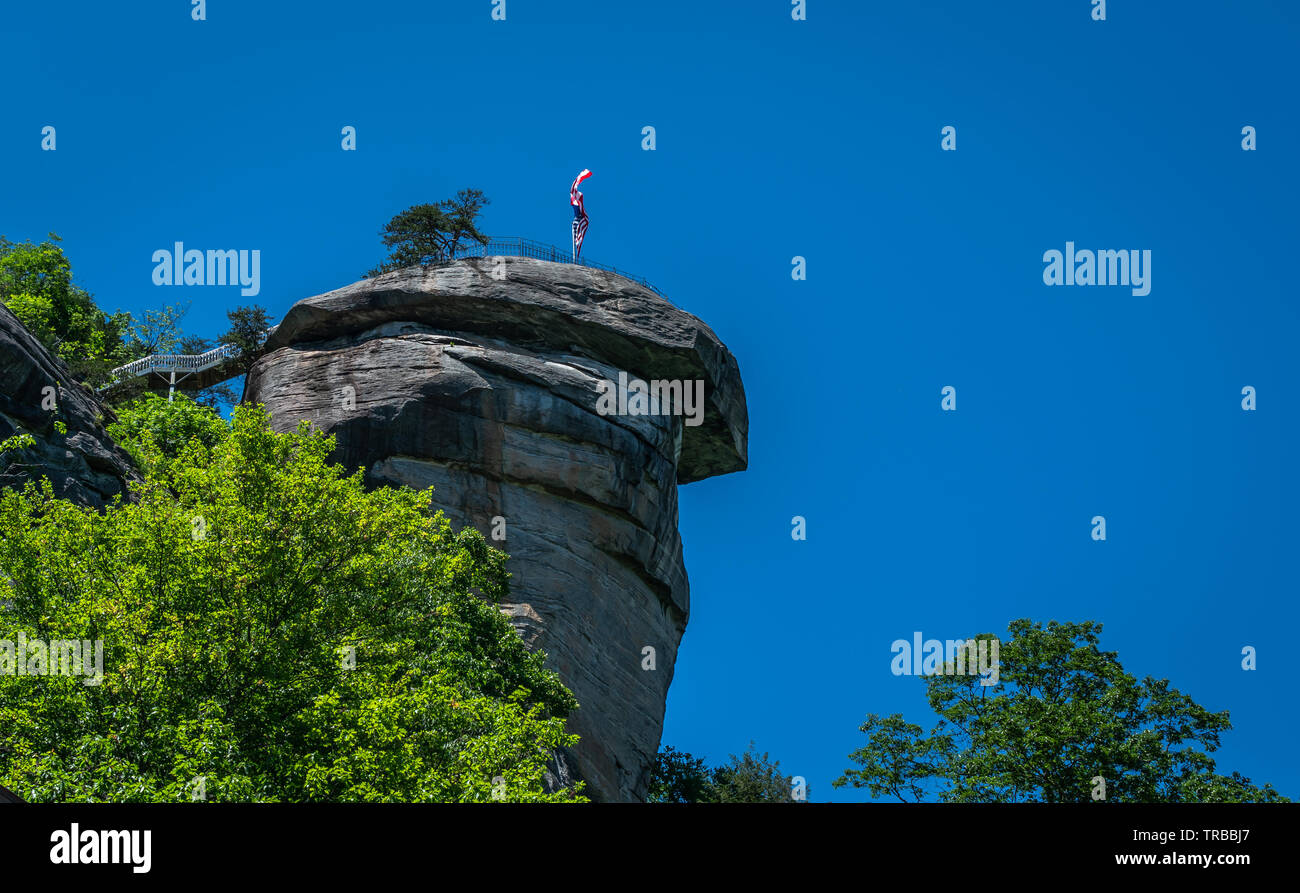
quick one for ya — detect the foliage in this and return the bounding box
[366,189,490,277]
[0,405,583,802]
[712,743,802,802]
[647,742,803,803]
[833,619,1288,803]
[105,392,230,469]
[122,303,190,359]
[0,234,131,387]
[0,434,37,456]
[215,304,271,380]
[646,746,715,804]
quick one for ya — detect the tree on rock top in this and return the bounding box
[366,189,490,278]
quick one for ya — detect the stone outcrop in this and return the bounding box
[0,304,139,509]
[244,257,747,801]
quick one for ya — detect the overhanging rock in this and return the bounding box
[245,257,748,801]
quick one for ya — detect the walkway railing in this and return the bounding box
[107,343,240,381]
[101,343,243,393]
[445,237,665,296]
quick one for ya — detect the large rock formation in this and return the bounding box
[244,257,747,801]
[0,304,138,509]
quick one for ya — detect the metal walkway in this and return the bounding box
[101,343,244,397]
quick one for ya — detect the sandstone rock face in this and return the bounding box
[244,257,747,801]
[0,304,139,509]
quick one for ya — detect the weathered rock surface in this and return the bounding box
[0,304,139,509]
[245,257,747,801]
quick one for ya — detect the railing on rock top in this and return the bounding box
[445,237,665,296]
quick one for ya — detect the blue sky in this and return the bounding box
[3,1,1298,800]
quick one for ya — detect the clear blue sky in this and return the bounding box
[3,1,1297,800]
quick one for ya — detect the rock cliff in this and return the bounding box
[0,304,138,509]
[244,257,748,801]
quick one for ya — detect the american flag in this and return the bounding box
[570,169,592,261]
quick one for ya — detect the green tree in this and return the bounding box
[647,743,804,803]
[647,746,715,803]
[833,619,1288,803]
[711,743,802,803]
[105,392,230,468]
[0,405,583,802]
[366,189,490,277]
[216,304,271,380]
[122,302,190,359]
[0,234,131,386]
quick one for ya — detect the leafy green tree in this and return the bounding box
[712,743,802,803]
[647,742,803,803]
[106,392,230,467]
[0,234,131,386]
[0,405,583,802]
[647,746,715,803]
[122,302,190,359]
[833,619,1288,803]
[216,304,271,379]
[366,189,490,277]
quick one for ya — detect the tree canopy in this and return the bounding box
[833,619,1287,803]
[647,743,804,803]
[0,234,131,387]
[366,189,490,277]
[0,403,584,802]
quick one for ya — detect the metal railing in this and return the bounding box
[444,237,665,296]
[109,343,240,380]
